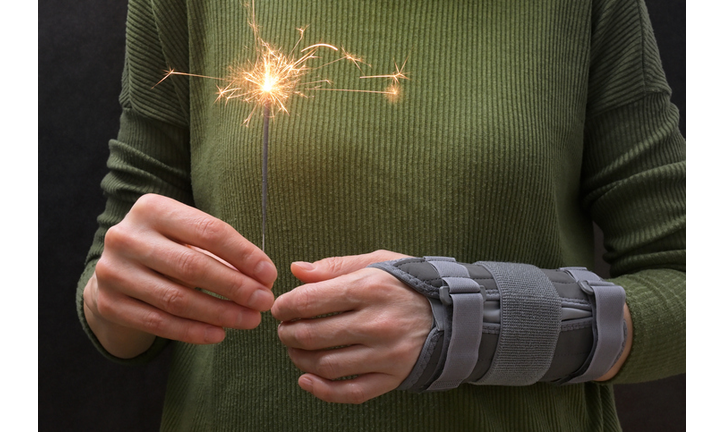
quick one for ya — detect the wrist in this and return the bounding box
[594,303,632,381]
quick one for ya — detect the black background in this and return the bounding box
[38,1,686,430]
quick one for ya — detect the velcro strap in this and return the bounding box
[474,262,561,385]
[423,257,485,391]
[561,267,626,383]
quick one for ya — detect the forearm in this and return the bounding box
[605,269,685,384]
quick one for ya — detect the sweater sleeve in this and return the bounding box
[75,0,193,364]
[580,0,685,383]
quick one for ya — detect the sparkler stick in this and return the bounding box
[157,1,408,251]
[262,103,270,252]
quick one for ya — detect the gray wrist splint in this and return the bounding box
[369,257,627,391]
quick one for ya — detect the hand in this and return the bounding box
[271,250,432,404]
[83,194,277,358]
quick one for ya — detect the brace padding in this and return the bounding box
[369,257,627,392]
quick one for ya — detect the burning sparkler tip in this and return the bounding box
[159,0,411,121]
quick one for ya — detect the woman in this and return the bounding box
[78,0,685,430]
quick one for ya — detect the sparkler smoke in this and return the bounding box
[157,1,409,251]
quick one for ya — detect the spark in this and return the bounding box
[157,1,409,251]
[383,83,402,103]
[360,56,410,83]
[301,43,338,52]
[159,14,406,124]
[341,49,370,71]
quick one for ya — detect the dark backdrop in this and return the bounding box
[38,1,686,430]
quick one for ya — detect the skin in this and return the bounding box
[84,194,632,401]
[272,250,432,404]
[82,194,277,359]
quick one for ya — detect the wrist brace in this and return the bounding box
[369,257,627,391]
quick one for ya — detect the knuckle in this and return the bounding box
[236,244,254,266]
[194,216,225,243]
[240,310,262,329]
[293,323,316,348]
[133,193,162,213]
[175,250,205,282]
[227,278,253,305]
[158,286,187,315]
[228,304,261,329]
[103,224,131,251]
[371,249,388,261]
[316,355,339,379]
[141,310,166,334]
[329,257,349,274]
[369,315,394,336]
[94,257,131,293]
[94,256,116,283]
[178,324,199,344]
[319,257,346,276]
[356,273,381,295]
[371,249,394,263]
[295,287,315,316]
[346,383,369,405]
[313,385,338,404]
[93,290,115,318]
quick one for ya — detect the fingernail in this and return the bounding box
[248,289,275,311]
[299,375,313,391]
[255,261,277,286]
[204,326,225,343]
[293,261,315,271]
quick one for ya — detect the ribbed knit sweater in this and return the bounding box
[76,0,686,430]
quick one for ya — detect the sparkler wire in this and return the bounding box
[262,103,270,252]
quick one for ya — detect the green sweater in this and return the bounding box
[77,0,686,430]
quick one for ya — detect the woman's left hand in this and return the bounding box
[272,250,432,404]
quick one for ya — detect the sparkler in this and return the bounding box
[157,1,409,251]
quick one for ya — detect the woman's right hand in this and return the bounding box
[82,194,277,358]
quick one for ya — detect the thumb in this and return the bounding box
[291,250,409,283]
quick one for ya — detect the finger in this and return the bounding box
[271,277,360,322]
[132,194,277,287]
[273,266,409,321]
[291,250,408,283]
[136,238,275,311]
[95,287,229,345]
[277,312,365,350]
[298,373,400,404]
[123,266,265,330]
[185,244,237,270]
[287,345,407,380]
